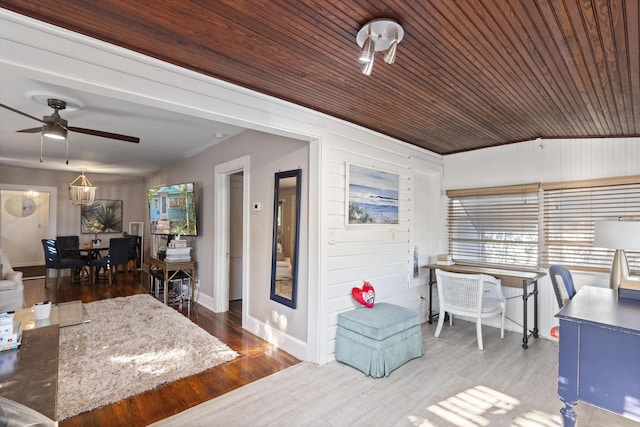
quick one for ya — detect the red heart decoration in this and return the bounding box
[352,281,375,308]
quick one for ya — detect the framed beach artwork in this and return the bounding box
[346,163,399,225]
[81,199,123,234]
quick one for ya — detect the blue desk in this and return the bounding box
[556,286,640,426]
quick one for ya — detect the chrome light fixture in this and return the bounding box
[593,219,640,288]
[356,19,404,75]
[384,37,399,64]
[69,171,96,206]
[359,26,375,63]
[361,52,375,76]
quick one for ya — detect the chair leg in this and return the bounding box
[434,310,445,337]
[500,307,506,339]
[56,270,61,289]
[108,266,113,285]
[476,319,484,351]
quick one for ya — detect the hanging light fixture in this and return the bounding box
[69,171,96,206]
[356,18,404,75]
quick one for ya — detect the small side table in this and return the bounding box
[147,257,196,307]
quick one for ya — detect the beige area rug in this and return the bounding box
[57,294,238,420]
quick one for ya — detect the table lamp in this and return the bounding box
[593,220,640,288]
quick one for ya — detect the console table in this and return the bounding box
[148,257,196,306]
[424,264,545,349]
[556,286,640,426]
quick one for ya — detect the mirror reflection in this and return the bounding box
[270,169,301,308]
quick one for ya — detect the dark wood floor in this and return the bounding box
[23,271,300,426]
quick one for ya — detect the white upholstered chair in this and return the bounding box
[434,269,506,350]
[0,249,25,312]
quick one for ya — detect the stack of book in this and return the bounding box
[0,312,22,351]
[436,254,454,266]
[166,239,192,262]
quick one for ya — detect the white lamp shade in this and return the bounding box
[593,220,640,250]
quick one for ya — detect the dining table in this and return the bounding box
[84,246,109,284]
[66,246,109,283]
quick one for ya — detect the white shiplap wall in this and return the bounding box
[444,137,640,341]
[322,135,443,360]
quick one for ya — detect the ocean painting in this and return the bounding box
[347,164,399,225]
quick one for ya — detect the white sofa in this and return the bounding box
[0,249,25,312]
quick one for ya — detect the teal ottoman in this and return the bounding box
[335,303,423,377]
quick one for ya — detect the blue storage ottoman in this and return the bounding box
[335,302,423,377]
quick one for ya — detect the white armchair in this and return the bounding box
[0,249,25,312]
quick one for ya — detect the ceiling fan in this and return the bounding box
[0,98,140,143]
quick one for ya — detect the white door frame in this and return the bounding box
[0,183,58,243]
[213,156,250,323]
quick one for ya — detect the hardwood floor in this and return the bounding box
[22,271,300,426]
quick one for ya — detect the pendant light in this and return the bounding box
[69,171,96,206]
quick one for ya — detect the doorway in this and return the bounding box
[0,185,57,268]
[214,156,250,327]
[229,172,244,301]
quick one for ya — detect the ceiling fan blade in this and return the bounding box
[0,103,43,123]
[68,126,140,143]
[16,127,43,133]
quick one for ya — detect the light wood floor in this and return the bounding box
[153,316,638,427]
[21,272,300,426]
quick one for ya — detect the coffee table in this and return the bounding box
[0,301,90,421]
[12,300,91,331]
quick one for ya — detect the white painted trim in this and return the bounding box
[306,139,322,363]
[244,313,308,361]
[0,183,58,240]
[213,156,250,322]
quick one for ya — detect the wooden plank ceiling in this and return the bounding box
[2,0,638,155]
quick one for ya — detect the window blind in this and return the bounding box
[542,178,640,272]
[447,184,539,269]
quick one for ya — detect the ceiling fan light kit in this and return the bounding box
[69,171,97,206]
[42,122,67,140]
[356,19,404,75]
[0,97,140,163]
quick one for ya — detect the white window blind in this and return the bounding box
[542,177,640,272]
[447,184,539,269]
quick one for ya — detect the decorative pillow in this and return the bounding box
[351,281,375,308]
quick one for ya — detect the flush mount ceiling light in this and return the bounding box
[69,171,97,206]
[356,18,404,75]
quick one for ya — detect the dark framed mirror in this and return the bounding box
[270,169,302,308]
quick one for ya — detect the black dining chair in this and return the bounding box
[42,239,88,289]
[56,235,88,281]
[90,238,131,285]
[125,235,140,271]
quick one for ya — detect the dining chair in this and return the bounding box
[434,269,506,351]
[125,235,139,271]
[549,265,577,338]
[90,238,131,285]
[56,235,87,281]
[41,239,88,289]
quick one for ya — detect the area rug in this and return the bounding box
[57,294,238,420]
